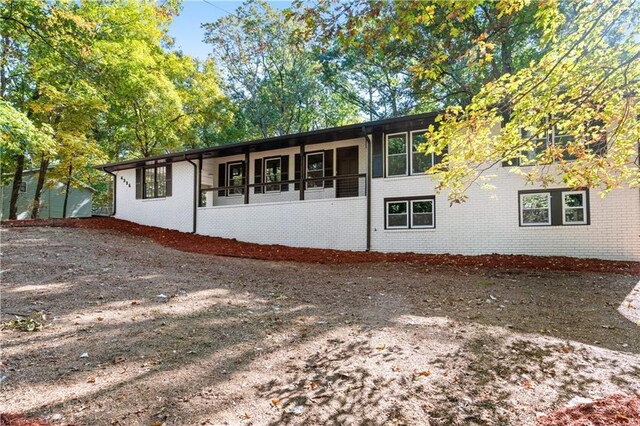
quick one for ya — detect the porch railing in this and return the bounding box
[199,173,367,207]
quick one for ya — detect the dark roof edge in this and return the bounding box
[95,111,442,172]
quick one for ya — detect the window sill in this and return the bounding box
[141,197,167,202]
[382,227,436,232]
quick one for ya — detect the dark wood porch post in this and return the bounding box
[299,144,305,201]
[244,151,250,204]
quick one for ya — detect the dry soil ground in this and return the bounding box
[1,226,639,425]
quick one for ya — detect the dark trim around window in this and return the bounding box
[384,195,436,230]
[518,188,590,227]
[136,163,172,199]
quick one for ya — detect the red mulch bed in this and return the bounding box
[0,414,52,426]
[2,217,639,275]
[538,394,640,425]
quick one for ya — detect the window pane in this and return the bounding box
[388,154,407,176]
[412,201,432,214]
[412,132,434,173]
[388,202,407,214]
[412,152,433,174]
[156,166,166,197]
[306,153,324,189]
[387,134,407,155]
[555,131,577,161]
[413,213,433,227]
[228,163,244,195]
[388,214,408,227]
[564,193,583,208]
[307,153,323,171]
[522,194,548,209]
[564,208,584,223]
[265,158,281,192]
[522,209,549,224]
[144,168,155,198]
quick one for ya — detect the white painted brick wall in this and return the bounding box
[197,197,368,250]
[114,162,195,233]
[370,169,640,261]
[113,144,639,261]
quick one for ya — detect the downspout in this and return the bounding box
[363,128,372,252]
[184,155,198,234]
[102,168,117,216]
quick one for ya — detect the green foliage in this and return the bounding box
[203,0,359,139]
[426,0,640,202]
[1,314,44,332]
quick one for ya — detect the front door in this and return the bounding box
[336,146,359,198]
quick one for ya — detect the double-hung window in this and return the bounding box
[264,157,282,192]
[562,191,587,225]
[386,201,408,228]
[411,199,435,228]
[386,133,408,176]
[306,152,324,189]
[228,162,245,196]
[411,130,434,175]
[519,189,588,226]
[520,193,551,226]
[386,197,436,229]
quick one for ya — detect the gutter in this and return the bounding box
[101,168,117,216]
[184,155,198,234]
[363,128,372,252]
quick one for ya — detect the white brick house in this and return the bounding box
[98,113,640,261]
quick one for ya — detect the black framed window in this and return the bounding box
[518,189,589,226]
[385,196,436,229]
[138,164,171,199]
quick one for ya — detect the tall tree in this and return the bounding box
[295,0,546,114]
[203,0,358,139]
[424,0,640,201]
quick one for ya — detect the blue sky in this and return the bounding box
[168,0,295,59]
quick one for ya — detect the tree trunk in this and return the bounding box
[31,156,49,219]
[8,153,25,220]
[62,163,73,218]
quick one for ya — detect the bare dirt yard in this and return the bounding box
[1,225,639,425]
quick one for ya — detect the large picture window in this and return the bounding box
[385,196,436,229]
[519,189,589,226]
[306,152,324,189]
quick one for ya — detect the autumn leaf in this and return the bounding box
[375,344,386,350]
